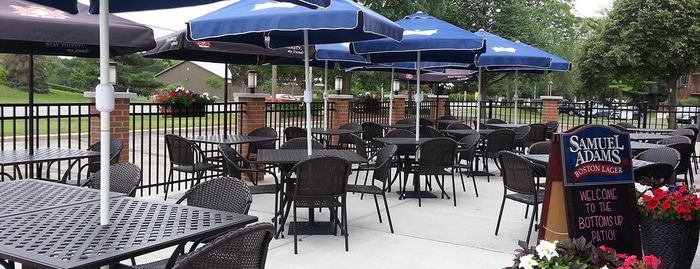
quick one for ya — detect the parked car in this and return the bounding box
[559,100,585,116]
[676,107,699,124]
[590,103,613,118]
[265,94,300,103]
[609,105,640,120]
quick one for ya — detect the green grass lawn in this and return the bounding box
[0,85,92,104]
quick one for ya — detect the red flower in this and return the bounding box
[683,214,693,221]
[679,185,688,193]
[600,245,615,253]
[652,189,667,199]
[168,91,175,97]
[646,199,660,211]
[661,200,672,212]
[643,255,661,268]
[675,204,692,215]
[616,253,629,259]
[623,255,638,266]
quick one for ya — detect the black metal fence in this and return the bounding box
[448,100,544,125]
[557,101,696,131]
[349,101,391,124]
[405,100,439,121]
[265,102,334,147]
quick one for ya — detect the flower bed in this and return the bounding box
[152,87,217,117]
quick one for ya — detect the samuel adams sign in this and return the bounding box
[560,125,641,255]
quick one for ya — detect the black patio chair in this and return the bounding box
[419,118,435,127]
[476,129,515,182]
[284,126,307,141]
[453,133,481,196]
[495,151,544,245]
[122,223,274,269]
[544,120,559,139]
[361,122,385,153]
[670,128,695,144]
[383,129,416,191]
[396,118,416,125]
[279,156,352,254]
[681,125,699,173]
[349,134,371,191]
[402,137,458,207]
[445,122,472,140]
[59,138,123,184]
[347,145,398,233]
[665,142,694,185]
[82,163,141,197]
[416,126,444,138]
[635,147,681,170]
[163,134,219,200]
[528,141,551,155]
[516,124,546,152]
[335,122,363,149]
[634,163,676,187]
[486,118,507,124]
[658,135,692,145]
[437,115,458,129]
[246,127,277,160]
[512,125,532,153]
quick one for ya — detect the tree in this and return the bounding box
[580,0,700,126]
[4,54,49,93]
[205,76,223,89]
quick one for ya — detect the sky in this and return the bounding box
[77,0,615,38]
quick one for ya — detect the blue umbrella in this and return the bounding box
[26,0,331,14]
[188,0,403,154]
[351,12,486,138]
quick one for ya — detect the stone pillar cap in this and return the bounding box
[84,91,137,100]
[540,96,564,100]
[393,95,409,99]
[427,94,448,99]
[327,94,354,99]
[232,93,269,98]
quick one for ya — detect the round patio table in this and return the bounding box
[309,128,362,147]
[629,133,670,142]
[374,137,440,199]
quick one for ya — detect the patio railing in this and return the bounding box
[265,102,334,147]
[405,100,439,121]
[349,101,391,124]
[449,100,544,126]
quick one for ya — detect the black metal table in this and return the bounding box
[630,141,664,151]
[373,137,442,199]
[0,148,101,180]
[378,123,416,130]
[523,154,654,168]
[441,129,495,138]
[485,123,529,129]
[309,128,362,147]
[627,128,675,134]
[187,134,278,145]
[0,180,257,269]
[256,149,367,235]
[629,133,670,142]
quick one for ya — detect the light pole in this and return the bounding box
[334,76,343,94]
[247,70,258,93]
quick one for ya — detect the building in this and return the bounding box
[155,61,241,101]
[679,73,700,99]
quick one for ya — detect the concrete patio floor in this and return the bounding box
[135,161,700,269]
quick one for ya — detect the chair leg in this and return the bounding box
[495,195,506,236]
[343,196,349,252]
[485,159,491,182]
[164,170,174,201]
[360,171,370,200]
[459,168,466,192]
[293,203,298,255]
[382,193,394,233]
[373,194,382,223]
[526,204,538,246]
[525,205,530,219]
[353,170,360,193]
[452,175,457,207]
[416,173,422,207]
[471,173,479,197]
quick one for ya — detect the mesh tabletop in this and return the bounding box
[523,154,653,168]
[0,179,127,218]
[627,128,675,134]
[373,137,435,146]
[630,141,664,151]
[310,128,362,136]
[256,149,368,164]
[485,123,528,129]
[0,197,257,269]
[0,148,100,166]
[187,134,278,145]
[442,129,495,136]
[629,133,669,141]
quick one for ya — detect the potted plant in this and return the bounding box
[508,237,661,269]
[353,92,381,113]
[635,183,700,269]
[152,87,217,117]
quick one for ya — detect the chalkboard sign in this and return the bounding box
[560,125,641,255]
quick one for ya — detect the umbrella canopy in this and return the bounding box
[486,53,572,73]
[0,0,155,56]
[265,43,368,68]
[26,0,331,14]
[347,61,470,73]
[473,29,553,69]
[144,30,307,64]
[187,0,404,48]
[400,69,474,83]
[188,0,402,155]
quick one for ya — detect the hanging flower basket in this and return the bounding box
[152,87,217,118]
[162,104,207,118]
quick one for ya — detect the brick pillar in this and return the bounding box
[391,95,407,124]
[328,95,353,144]
[85,92,136,163]
[234,93,268,156]
[429,95,448,120]
[541,96,563,131]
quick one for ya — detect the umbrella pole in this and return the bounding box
[28,49,34,157]
[98,0,113,227]
[476,68,482,132]
[303,30,313,156]
[323,61,328,131]
[415,51,421,141]
[514,70,518,125]
[223,63,229,138]
[388,68,394,125]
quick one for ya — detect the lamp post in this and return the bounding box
[334,76,343,94]
[247,70,258,93]
[108,62,117,85]
[392,79,400,95]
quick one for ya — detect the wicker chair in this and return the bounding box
[495,151,544,245]
[396,118,416,125]
[403,138,458,207]
[665,142,695,185]
[59,138,123,184]
[280,156,352,254]
[453,133,481,196]
[512,125,532,151]
[361,122,385,153]
[246,127,277,159]
[383,129,416,190]
[658,136,692,145]
[477,129,515,181]
[670,128,695,143]
[437,115,458,129]
[82,163,141,197]
[528,141,551,155]
[122,223,275,269]
[635,147,681,170]
[163,134,219,200]
[445,122,472,140]
[419,118,435,127]
[486,118,507,124]
[634,163,676,187]
[544,121,559,139]
[416,126,444,138]
[347,145,398,233]
[617,122,636,129]
[284,126,307,141]
[682,125,700,173]
[349,134,371,190]
[336,122,363,148]
[177,176,252,214]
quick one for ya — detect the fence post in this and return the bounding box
[429,95,448,122]
[540,96,563,130]
[328,95,352,144]
[233,93,268,156]
[640,101,648,128]
[85,92,136,163]
[392,95,407,123]
[584,101,591,125]
[488,98,494,120]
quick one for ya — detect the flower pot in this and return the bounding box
[640,215,700,269]
[163,105,207,117]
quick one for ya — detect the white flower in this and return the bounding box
[659,186,669,192]
[212,96,219,100]
[518,254,538,269]
[635,183,650,193]
[601,266,610,269]
[535,240,559,260]
[202,92,209,97]
[638,197,645,206]
[644,190,654,197]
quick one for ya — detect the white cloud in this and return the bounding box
[573,0,613,18]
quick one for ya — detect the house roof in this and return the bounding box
[155,61,233,79]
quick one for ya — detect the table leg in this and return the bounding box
[398,154,437,199]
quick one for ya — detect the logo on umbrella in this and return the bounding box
[404,29,438,36]
[492,47,516,53]
[252,2,296,11]
[11,5,68,20]
[197,41,211,48]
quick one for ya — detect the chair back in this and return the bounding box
[485,129,516,155]
[284,127,306,141]
[670,128,695,144]
[634,163,676,187]
[617,122,636,128]
[513,125,531,140]
[385,129,415,155]
[418,126,444,138]
[165,134,198,166]
[247,127,277,155]
[86,138,123,173]
[658,136,692,145]
[219,144,248,178]
[180,177,252,214]
[396,118,416,125]
[498,151,537,195]
[372,145,398,183]
[173,223,275,269]
[446,122,471,130]
[419,118,435,127]
[338,122,362,145]
[438,115,457,121]
[486,118,507,124]
[665,142,693,174]
[458,133,480,162]
[348,134,369,159]
[85,163,141,197]
[635,147,681,169]
[545,121,559,138]
[280,138,324,149]
[682,125,699,142]
[291,156,351,198]
[361,122,384,142]
[417,137,457,168]
[528,141,552,155]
